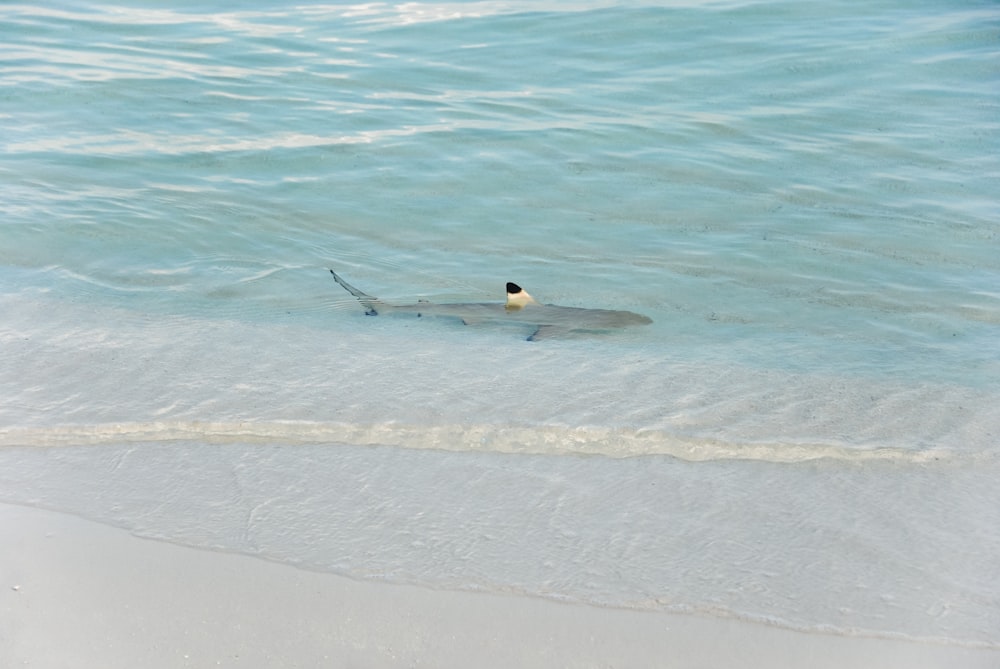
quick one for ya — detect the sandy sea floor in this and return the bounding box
[2,503,996,669]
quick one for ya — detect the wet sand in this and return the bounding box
[2,503,995,669]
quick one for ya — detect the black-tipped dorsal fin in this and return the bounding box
[506,281,538,310]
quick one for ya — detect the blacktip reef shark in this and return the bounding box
[329,270,652,341]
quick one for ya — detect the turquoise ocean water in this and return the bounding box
[2,0,999,647]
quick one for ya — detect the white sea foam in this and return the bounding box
[0,420,975,464]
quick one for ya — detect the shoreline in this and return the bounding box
[2,503,996,669]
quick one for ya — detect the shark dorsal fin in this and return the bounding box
[506,282,538,310]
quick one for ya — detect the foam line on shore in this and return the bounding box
[0,420,965,464]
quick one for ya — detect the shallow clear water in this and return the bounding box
[2,0,999,647]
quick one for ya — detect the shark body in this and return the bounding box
[329,269,651,341]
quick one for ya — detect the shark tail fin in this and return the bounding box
[505,282,538,310]
[329,269,382,316]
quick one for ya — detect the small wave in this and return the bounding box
[0,420,963,464]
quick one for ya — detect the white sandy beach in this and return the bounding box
[2,503,995,669]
